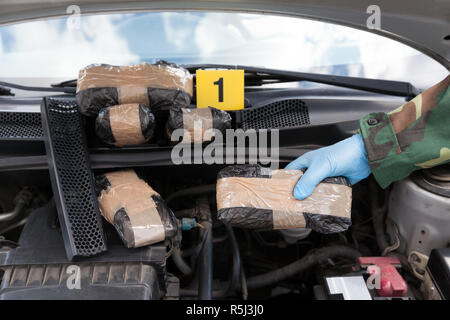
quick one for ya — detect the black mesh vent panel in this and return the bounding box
[241,99,310,130]
[0,112,43,139]
[41,97,107,260]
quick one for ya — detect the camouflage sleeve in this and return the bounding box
[359,75,450,188]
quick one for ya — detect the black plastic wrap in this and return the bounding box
[147,87,192,112]
[211,107,232,132]
[77,87,118,116]
[216,164,352,234]
[217,164,270,179]
[303,213,352,234]
[95,170,178,248]
[151,194,178,238]
[167,106,232,143]
[216,207,274,230]
[95,104,155,147]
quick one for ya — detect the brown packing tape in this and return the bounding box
[97,170,165,247]
[109,104,146,146]
[76,62,194,96]
[182,108,214,143]
[216,169,352,230]
[273,209,306,229]
[117,86,149,106]
[127,207,164,247]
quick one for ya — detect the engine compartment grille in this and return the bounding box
[240,99,310,130]
[0,111,43,139]
[41,97,107,259]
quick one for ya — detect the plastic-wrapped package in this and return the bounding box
[216,164,352,233]
[95,169,178,248]
[167,107,232,143]
[95,104,155,147]
[76,60,193,116]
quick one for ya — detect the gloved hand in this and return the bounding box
[285,134,371,200]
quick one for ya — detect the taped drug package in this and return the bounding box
[216,164,352,233]
[167,106,232,143]
[76,60,193,116]
[95,169,178,248]
[95,103,155,147]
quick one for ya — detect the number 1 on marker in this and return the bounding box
[196,70,244,110]
[213,77,224,102]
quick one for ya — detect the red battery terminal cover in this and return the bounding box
[357,256,408,297]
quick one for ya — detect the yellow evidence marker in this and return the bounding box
[196,69,244,111]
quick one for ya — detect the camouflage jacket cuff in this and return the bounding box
[359,112,415,189]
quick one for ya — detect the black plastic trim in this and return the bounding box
[40,97,107,260]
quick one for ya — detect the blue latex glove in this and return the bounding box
[285,134,371,200]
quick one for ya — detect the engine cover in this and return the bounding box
[0,201,174,300]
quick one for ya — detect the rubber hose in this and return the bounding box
[180,226,243,299]
[246,245,361,289]
[172,248,192,275]
[369,178,390,255]
[198,226,213,299]
[224,224,241,296]
[0,201,25,222]
[166,184,216,204]
[0,188,33,222]
[209,225,241,298]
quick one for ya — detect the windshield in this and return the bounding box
[0,11,447,90]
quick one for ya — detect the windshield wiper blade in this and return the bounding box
[0,86,14,96]
[51,79,77,88]
[0,80,76,94]
[182,64,420,98]
[26,64,420,98]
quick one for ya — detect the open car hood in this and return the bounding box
[0,0,449,69]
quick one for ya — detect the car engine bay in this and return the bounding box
[0,64,448,301]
